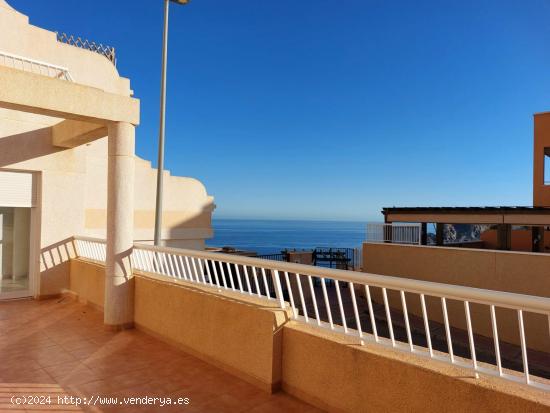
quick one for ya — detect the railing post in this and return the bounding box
[272,270,285,309]
[384,223,393,243]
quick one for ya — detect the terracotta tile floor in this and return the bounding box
[0,297,321,412]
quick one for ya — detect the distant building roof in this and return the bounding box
[382,206,550,224]
[384,206,550,214]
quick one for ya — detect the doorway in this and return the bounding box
[0,207,31,297]
[0,170,37,300]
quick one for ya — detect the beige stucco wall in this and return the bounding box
[133,272,288,392]
[83,143,214,249]
[69,258,104,310]
[68,258,286,391]
[0,1,130,95]
[362,243,550,352]
[282,323,550,413]
[0,1,214,297]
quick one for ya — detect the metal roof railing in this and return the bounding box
[56,32,116,66]
[366,222,422,245]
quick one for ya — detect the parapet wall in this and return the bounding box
[68,258,550,413]
[363,243,550,352]
[69,258,104,310]
[282,323,550,413]
[133,272,287,393]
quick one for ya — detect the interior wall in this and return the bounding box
[0,208,13,278]
[12,207,30,278]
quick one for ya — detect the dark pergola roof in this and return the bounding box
[382,206,550,225]
[383,206,550,215]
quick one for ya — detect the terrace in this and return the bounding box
[4,235,545,411]
[0,1,549,410]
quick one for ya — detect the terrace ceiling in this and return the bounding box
[0,65,139,148]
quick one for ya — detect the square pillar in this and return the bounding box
[532,226,545,253]
[496,224,512,251]
[435,223,444,246]
[105,121,135,329]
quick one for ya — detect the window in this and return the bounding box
[545,148,550,185]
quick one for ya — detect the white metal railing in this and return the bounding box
[366,222,421,245]
[0,50,73,81]
[74,237,106,262]
[73,236,550,391]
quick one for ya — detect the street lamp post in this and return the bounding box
[154,0,189,246]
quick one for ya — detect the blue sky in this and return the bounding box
[12,0,550,221]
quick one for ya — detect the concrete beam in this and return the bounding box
[52,119,107,148]
[503,214,550,225]
[0,66,139,125]
[387,212,550,226]
[386,213,503,224]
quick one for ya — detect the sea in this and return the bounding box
[206,218,368,255]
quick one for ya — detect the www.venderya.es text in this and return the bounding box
[11,395,191,407]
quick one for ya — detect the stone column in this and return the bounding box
[104,121,135,329]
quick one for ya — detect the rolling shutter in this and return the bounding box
[0,171,35,207]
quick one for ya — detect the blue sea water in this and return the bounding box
[206,219,367,255]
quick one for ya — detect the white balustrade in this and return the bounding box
[366,222,421,245]
[73,235,550,391]
[0,50,73,81]
[74,236,106,262]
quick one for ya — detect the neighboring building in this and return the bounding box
[0,0,214,301]
[362,111,550,366]
[376,111,550,253]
